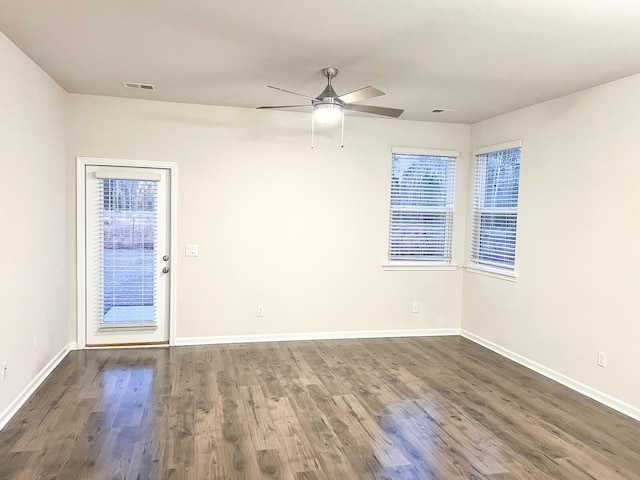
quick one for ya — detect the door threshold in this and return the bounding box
[85,341,170,348]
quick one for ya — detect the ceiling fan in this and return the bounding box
[257,67,404,147]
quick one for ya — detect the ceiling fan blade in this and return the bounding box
[257,105,310,109]
[338,86,384,104]
[344,103,404,118]
[267,85,316,101]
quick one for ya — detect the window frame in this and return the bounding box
[384,147,459,270]
[468,140,522,280]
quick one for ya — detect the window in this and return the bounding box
[388,148,458,264]
[101,177,157,323]
[470,141,521,274]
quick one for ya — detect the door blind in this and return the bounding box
[97,176,159,324]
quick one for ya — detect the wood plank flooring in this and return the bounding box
[0,336,639,479]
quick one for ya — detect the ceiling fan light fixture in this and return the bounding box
[313,102,343,125]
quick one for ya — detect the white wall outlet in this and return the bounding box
[33,336,38,351]
[1,362,7,381]
[598,351,606,367]
[185,244,199,257]
[256,305,264,317]
[412,302,419,314]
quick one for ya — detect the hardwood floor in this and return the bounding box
[0,336,639,479]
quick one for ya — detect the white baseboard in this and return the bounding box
[0,343,71,431]
[175,328,461,346]
[461,330,640,423]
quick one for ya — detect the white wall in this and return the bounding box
[464,73,640,412]
[0,32,69,419]
[68,95,470,341]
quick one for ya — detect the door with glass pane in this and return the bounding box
[85,165,170,345]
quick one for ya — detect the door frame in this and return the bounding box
[76,156,178,349]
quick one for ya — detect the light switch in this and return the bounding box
[185,244,199,257]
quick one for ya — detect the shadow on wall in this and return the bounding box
[136,108,314,143]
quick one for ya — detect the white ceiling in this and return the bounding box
[2,0,640,124]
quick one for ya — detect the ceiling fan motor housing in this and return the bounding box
[316,67,343,106]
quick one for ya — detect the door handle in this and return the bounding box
[162,267,170,273]
[163,255,170,261]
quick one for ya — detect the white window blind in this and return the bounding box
[470,144,521,272]
[98,177,158,324]
[388,151,457,263]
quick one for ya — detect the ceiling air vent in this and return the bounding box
[432,108,458,114]
[122,82,156,91]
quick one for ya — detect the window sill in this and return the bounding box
[465,265,518,282]
[382,263,459,272]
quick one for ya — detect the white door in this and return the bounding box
[84,165,171,346]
